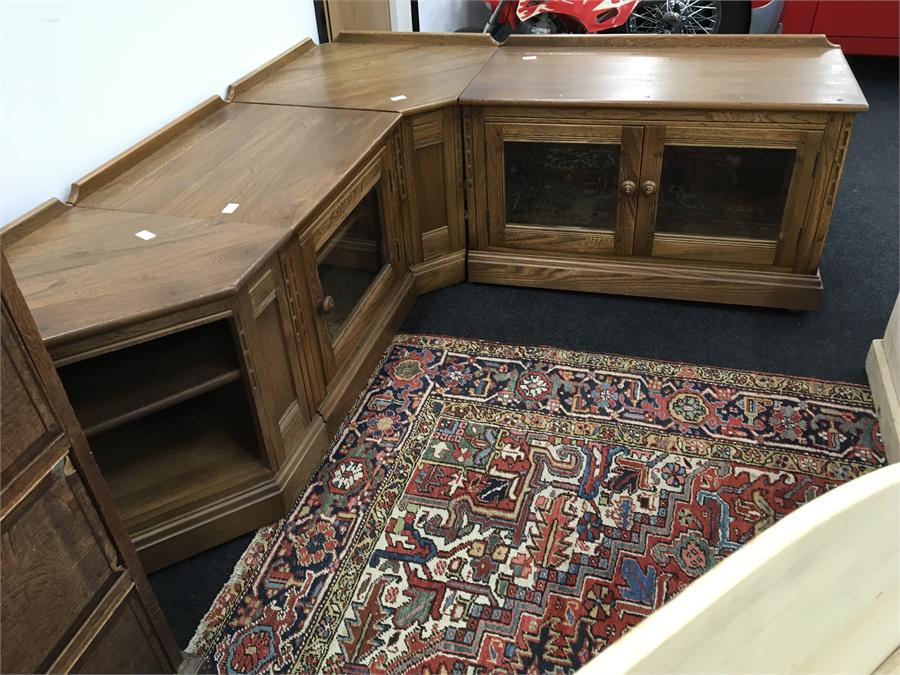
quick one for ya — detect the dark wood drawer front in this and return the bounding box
[72,589,171,674]
[0,306,61,488]
[1,458,119,673]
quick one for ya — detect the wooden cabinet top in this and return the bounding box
[72,98,400,232]
[229,32,498,115]
[3,202,287,346]
[460,35,868,112]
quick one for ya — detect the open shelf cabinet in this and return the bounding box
[58,321,242,437]
[89,382,270,533]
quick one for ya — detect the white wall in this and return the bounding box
[418,0,490,32]
[0,0,318,224]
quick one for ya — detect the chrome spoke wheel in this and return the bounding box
[627,0,722,34]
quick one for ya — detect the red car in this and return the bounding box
[781,0,899,56]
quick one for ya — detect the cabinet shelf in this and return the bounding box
[89,383,270,534]
[59,320,241,437]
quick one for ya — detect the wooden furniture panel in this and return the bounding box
[403,107,468,292]
[72,101,400,236]
[467,250,823,310]
[0,304,61,492]
[1,458,118,674]
[1,201,286,348]
[300,142,407,389]
[324,0,391,39]
[0,252,180,673]
[460,35,867,112]
[71,588,172,674]
[228,32,497,115]
[234,259,314,468]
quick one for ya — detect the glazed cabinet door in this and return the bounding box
[633,126,824,267]
[485,121,643,256]
[300,147,405,385]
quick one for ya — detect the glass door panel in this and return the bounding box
[486,122,641,256]
[634,126,822,268]
[655,146,795,241]
[504,141,621,231]
[316,187,386,339]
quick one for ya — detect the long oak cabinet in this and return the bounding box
[2,33,865,585]
[461,35,866,308]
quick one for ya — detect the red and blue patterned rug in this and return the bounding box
[189,335,886,674]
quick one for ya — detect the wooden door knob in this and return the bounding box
[641,180,658,196]
[621,180,637,195]
[319,295,335,315]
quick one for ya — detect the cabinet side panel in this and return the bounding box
[1,462,119,674]
[72,590,171,674]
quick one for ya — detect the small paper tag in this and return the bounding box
[221,203,240,214]
[390,95,408,102]
[522,55,537,61]
[134,230,156,240]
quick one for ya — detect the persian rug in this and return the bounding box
[189,335,886,674]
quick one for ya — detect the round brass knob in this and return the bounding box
[319,295,335,315]
[621,180,637,195]
[641,180,658,196]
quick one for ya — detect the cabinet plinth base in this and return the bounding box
[132,416,328,573]
[412,250,467,295]
[468,251,823,311]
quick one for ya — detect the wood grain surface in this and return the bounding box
[461,36,867,111]
[231,34,496,114]
[74,103,401,232]
[4,203,286,346]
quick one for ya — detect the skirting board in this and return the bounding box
[468,250,823,310]
[867,339,900,464]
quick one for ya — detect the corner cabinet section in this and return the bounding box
[466,107,854,310]
[400,107,468,292]
[295,139,414,432]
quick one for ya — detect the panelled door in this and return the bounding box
[632,125,824,267]
[485,122,644,255]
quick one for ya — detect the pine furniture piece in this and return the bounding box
[227,32,497,293]
[460,35,867,309]
[0,251,181,673]
[2,34,865,573]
